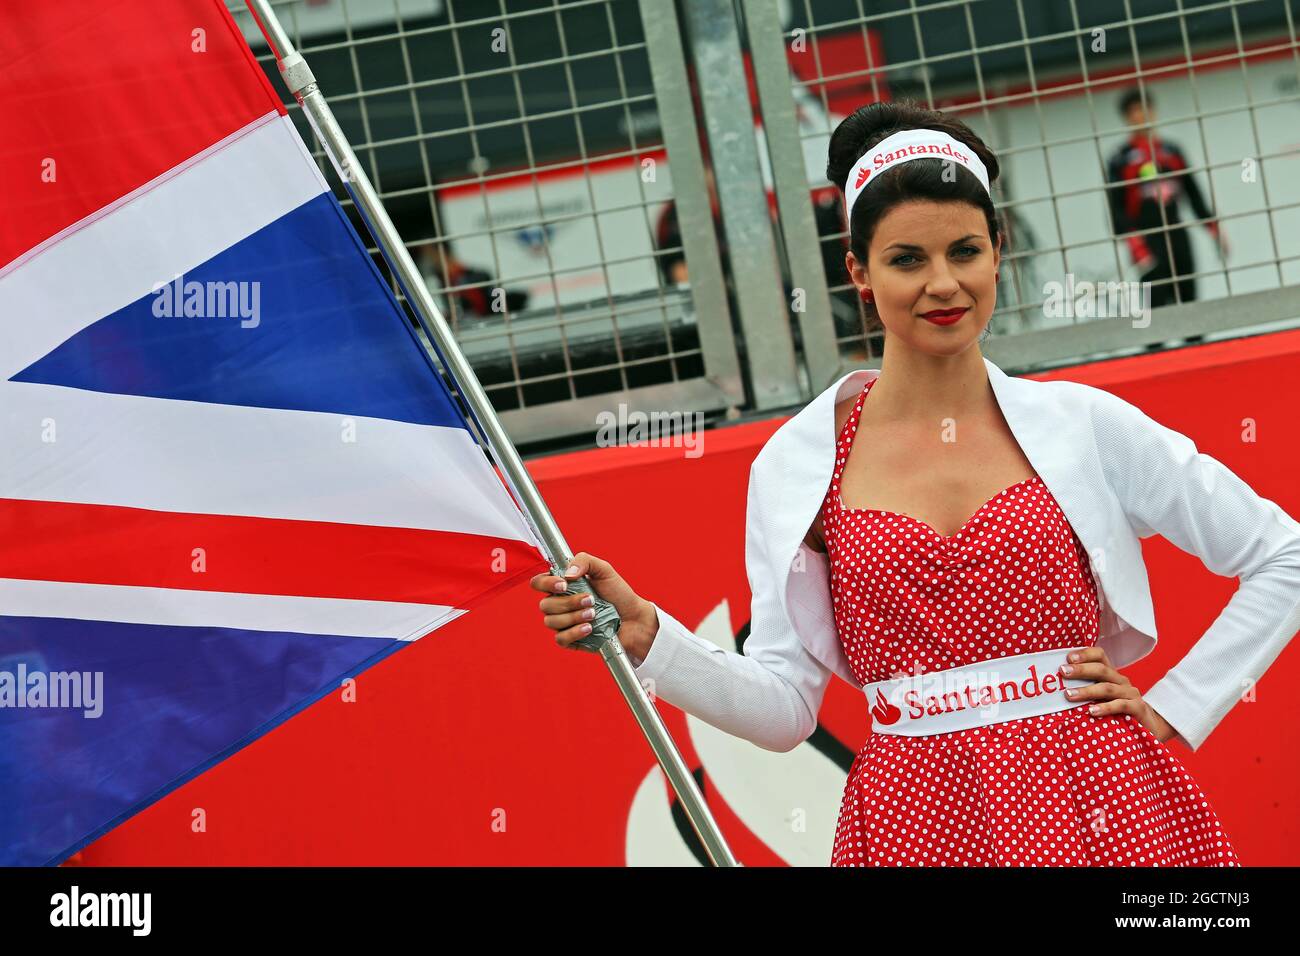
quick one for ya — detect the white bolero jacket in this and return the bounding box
[630,355,1300,754]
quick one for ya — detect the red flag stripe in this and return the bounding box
[0,0,284,269]
[0,498,548,607]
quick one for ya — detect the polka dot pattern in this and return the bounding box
[824,377,1239,867]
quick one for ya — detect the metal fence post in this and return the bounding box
[638,0,745,409]
[679,0,804,410]
[740,0,842,394]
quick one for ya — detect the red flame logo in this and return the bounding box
[871,689,901,726]
[854,166,870,189]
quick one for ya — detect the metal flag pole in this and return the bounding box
[244,0,739,867]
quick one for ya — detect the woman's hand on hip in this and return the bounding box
[1060,645,1177,743]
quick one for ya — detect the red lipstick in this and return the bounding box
[921,307,969,326]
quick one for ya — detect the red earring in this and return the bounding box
[859,287,874,303]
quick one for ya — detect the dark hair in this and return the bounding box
[825,99,1002,333]
[1118,87,1152,117]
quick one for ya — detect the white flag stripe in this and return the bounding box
[2,380,537,543]
[0,578,463,641]
[0,113,323,380]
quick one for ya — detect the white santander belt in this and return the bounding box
[865,648,1096,737]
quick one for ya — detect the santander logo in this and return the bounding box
[854,166,870,189]
[870,688,901,726]
[871,662,1070,729]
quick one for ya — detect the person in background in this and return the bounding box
[1105,89,1229,319]
[416,241,529,320]
[653,164,723,287]
[652,199,689,287]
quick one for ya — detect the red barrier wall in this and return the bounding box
[77,330,1300,866]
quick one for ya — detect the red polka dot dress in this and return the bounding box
[825,377,1239,867]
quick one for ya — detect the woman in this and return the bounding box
[530,101,1300,866]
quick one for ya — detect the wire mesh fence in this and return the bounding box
[228,0,740,450]
[228,0,1300,442]
[761,0,1300,368]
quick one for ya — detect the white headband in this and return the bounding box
[843,127,991,220]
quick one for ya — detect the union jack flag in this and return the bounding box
[0,0,548,865]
